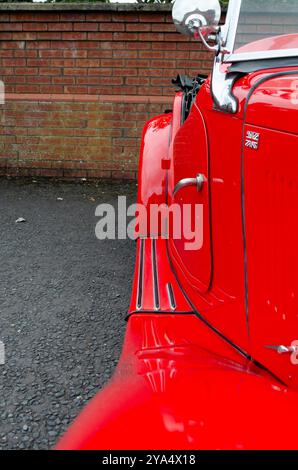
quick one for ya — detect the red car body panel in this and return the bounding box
[57,314,298,450]
[57,32,298,448]
[129,238,192,314]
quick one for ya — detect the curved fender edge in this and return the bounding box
[137,113,172,212]
[56,314,298,450]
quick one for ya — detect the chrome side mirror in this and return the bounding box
[172,0,221,52]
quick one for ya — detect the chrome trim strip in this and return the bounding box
[136,238,144,310]
[126,310,194,320]
[166,283,176,311]
[225,49,298,63]
[221,0,242,55]
[222,0,298,63]
[151,238,160,311]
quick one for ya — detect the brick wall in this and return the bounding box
[0,4,216,180]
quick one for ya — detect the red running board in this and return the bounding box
[129,238,193,315]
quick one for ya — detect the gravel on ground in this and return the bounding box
[0,177,136,450]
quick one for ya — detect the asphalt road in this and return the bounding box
[0,177,136,450]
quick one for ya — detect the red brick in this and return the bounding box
[51,41,93,49]
[167,50,190,59]
[15,50,37,58]
[126,59,150,68]
[64,67,87,76]
[52,76,75,85]
[152,23,176,32]
[51,59,75,67]
[190,51,211,60]
[151,77,173,86]
[126,23,151,32]
[77,76,107,85]
[113,32,138,42]
[39,85,63,94]
[100,23,125,32]
[23,23,48,32]
[89,86,132,96]
[27,41,51,49]
[138,33,164,42]
[75,59,100,68]
[87,32,113,41]
[64,85,88,94]
[151,59,176,69]
[96,77,123,86]
[29,76,51,84]
[39,68,61,76]
[101,59,125,68]
[15,67,38,75]
[139,13,166,23]
[37,32,62,40]
[167,33,190,43]
[0,32,12,40]
[177,42,201,50]
[152,42,177,50]
[3,58,26,67]
[176,59,195,68]
[88,50,111,59]
[112,50,137,59]
[1,41,25,49]
[0,22,22,31]
[126,77,150,86]
[0,14,10,22]
[138,85,163,96]
[4,75,26,84]
[48,23,73,32]
[39,50,63,58]
[62,32,87,41]
[64,49,88,58]
[60,13,86,22]
[12,32,37,41]
[112,13,139,23]
[27,58,51,67]
[88,13,112,22]
[88,68,112,77]
[15,85,40,93]
[74,22,98,32]
[11,13,60,22]
[139,50,164,59]
[100,41,125,50]
[114,68,137,77]
[125,41,152,51]
[0,50,13,58]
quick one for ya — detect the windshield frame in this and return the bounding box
[222,0,298,63]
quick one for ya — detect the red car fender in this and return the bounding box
[137,113,171,211]
[136,93,183,239]
[56,314,298,450]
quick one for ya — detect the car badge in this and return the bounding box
[245,131,260,150]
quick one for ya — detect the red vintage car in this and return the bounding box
[57,0,298,450]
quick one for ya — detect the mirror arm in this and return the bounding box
[195,27,221,54]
